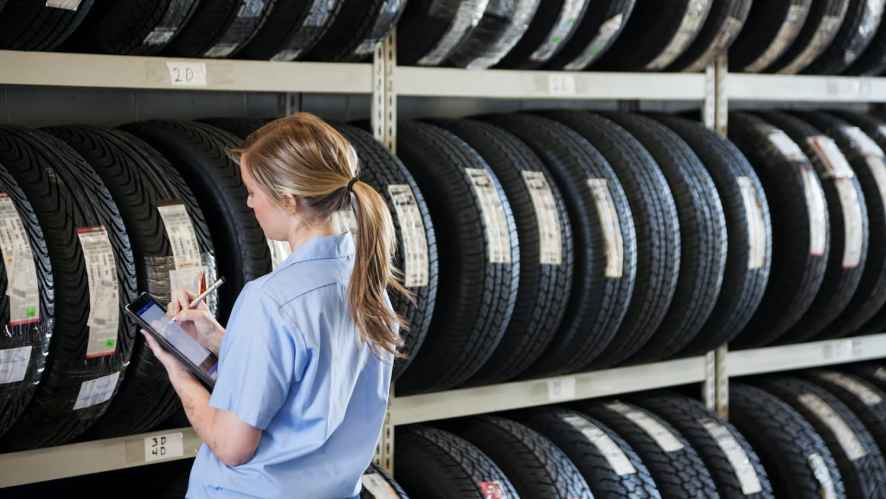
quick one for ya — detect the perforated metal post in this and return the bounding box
[703,55,730,419]
[371,28,398,475]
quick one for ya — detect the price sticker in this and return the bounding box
[166,62,208,87]
[144,432,184,463]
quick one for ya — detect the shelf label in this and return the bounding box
[798,393,867,460]
[826,78,872,99]
[547,377,576,401]
[822,338,862,362]
[166,61,208,87]
[548,74,576,96]
[145,432,184,463]
[361,473,399,499]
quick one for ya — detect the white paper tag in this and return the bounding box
[808,136,855,179]
[745,3,809,72]
[844,126,884,157]
[144,432,184,463]
[529,0,586,62]
[388,185,430,287]
[45,0,81,10]
[267,239,292,272]
[562,414,636,476]
[0,346,31,384]
[522,172,563,265]
[78,227,120,359]
[547,377,576,401]
[158,205,202,269]
[588,179,624,278]
[606,402,684,452]
[564,13,624,70]
[646,0,712,70]
[166,62,207,87]
[465,169,512,264]
[73,371,120,410]
[169,266,207,295]
[0,194,40,325]
[833,179,864,268]
[143,27,177,46]
[808,452,838,499]
[816,372,883,406]
[801,166,828,257]
[548,74,577,96]
[737,177,767,270]
[798,392,867,460]
[361,473,399,499]
[700,418,762,494]
[768,130,807,162]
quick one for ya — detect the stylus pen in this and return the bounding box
[188,277,225,309]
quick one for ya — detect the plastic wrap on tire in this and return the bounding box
[496,0,591,69]
[0,0,95,51]
[767,0,850,74]
[163,0,276,58]
[397,0,491,66]
[845,4,886,74]
[238,0,343,61]
[805,0,886,74]
[668,0,752,72]
[306,0,407,62]
[545,0,636,71]
[730,0,813,73]
[447,0,542,69]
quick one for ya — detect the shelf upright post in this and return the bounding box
[703,54,730,419]
[371,28,398,476]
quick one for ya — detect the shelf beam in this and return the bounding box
[729,73,886,102]
[728,333,886,377]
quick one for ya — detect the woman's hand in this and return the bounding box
[142,330,193,384]
[167,288,225,355]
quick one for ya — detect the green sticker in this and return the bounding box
[26,306,37,318]
[105,338,116,348]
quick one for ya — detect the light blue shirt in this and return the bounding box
[187,233,394,499]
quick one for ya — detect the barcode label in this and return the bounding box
[388,185,430,287]
[522,172,563,265]
[78,227,120,359]
[737,177,766,270]
[465,169,512,264]
[0,194,40,325]
[588,179,623,278]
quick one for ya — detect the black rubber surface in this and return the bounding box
[669,0,753,72]
[306,0,406,62]
[447,0,543,69]
[238,0,342,61]
[396,0,490,66]
[806,0,886,74]
[545,0,636,70]
[728,112,830,348]
[395,121,518,393]
[730,383,847,499]
[162,0,274,58]
[767,0,850,74]
[730,0,813,72]
[0,0,95,51]
[496,0,592,69]
[656,116,772,354]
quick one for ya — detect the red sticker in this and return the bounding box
[480,481,505,499]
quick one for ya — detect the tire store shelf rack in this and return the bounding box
[2,29,886,490]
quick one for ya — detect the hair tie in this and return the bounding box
[346,177,359,194]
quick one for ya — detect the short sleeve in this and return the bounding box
[209,283,296,430]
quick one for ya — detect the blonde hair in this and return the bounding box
[230,113,407,356]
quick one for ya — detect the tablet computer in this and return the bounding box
[125,292,218,388]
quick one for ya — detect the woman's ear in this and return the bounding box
[281,194,300,214]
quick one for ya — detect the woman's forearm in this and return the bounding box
[169,372,217,449]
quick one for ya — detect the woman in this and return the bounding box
[144,113,407,499]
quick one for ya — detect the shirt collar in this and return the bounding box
[279,232,355,268]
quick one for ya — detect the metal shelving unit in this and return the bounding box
[3,30,886,489]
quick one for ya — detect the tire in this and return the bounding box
[61,0,200,55]
[395,122,519,393]
[0,0,95,51]
[544,0,636,71]
[362,463,410,499]
[484,113,637,375]
[729,383,847,499]
[805,369,886,462]
[162,0,275,58]
[44,126,219,438]
[0,164,54,441]
[0,127,137,451]
[120,120,272,325]
[447,0,543,69]
[551,111,681,367]
[334,124,439,382]
[198,118,269,142]
[730,0,813,73]
[450,415,594,499]
[806,0,886,74]
[727,112,830,348]
[237,1,343,61]
[518,407,662,498]
[305,0,406,62]
[434,119,573,385]
[655,116,773,355]
[394,425,519,499]
[668,0,753,72]
[796,111,886,339]
[396,0,492,66]
[579,399,720,499]
[767,0,850,74]
[496,0,592,69]
[606,113,727,363]
[633,394,774,499]
[593,0,714,71]
[756,376,886,498]
[760,112,868,344]
[845,9,886,74]
[848,362,886,391]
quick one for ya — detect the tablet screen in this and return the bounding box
[135,298,218,381]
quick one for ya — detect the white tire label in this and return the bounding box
[419,0,492,66]
[767,130,807,162]
[700,418,762,494]
[606,401,684,452]
[0,346,31,385]
[73,371,120,410]
[0,194,40,325]
[267,239,292,272]
[745,3,810,72]
[169,266,208,296]
[78,227,120,359]
[466,168,512,264]
[816,372,883,406]
[564,13,624,70]
[808,136,855,179]
[737,177,767,270]
[834,179,864,269]
[801,166,828,257]
[157,204,202,269]
[562,414,636,476]
[388,185,431,287]
[588,178,624,278]
[522,171,563,265]
[361,473,399,499]
[798,393,867,460]
[166,62,207,87]
[145,432,184,463]
[808,453,838,499]
[646,0,712,70]
[843,126,884,157]
[45,0,81,10]
[530,0,587,62]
